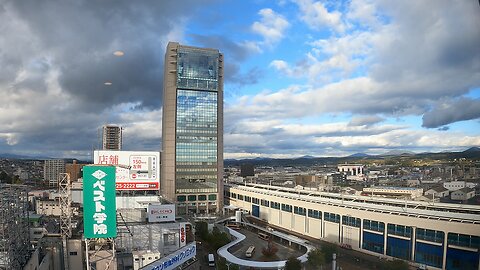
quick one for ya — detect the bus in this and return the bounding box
[245,246,256,258]
[226,222,241,230]
[258,232,269,241]
[208,254,215,267]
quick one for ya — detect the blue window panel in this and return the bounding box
[363,231,384,254]
[387,236,411,260]
[415,242,443,269]
[252,205,260,218]
[446,247,479,270]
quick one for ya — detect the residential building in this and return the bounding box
[65,160,85,181]
[102,124,122,150]
[43,159,65,187]
[161,42,223,214]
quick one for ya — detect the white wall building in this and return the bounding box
[225,183,480,270]
[443,181,477,191]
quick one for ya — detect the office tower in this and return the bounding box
[44,159,66,187]
[102,124,122,150]
[162,42,223,214]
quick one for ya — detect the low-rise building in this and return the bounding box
[451,188,476,201]
[425,186,450,198]
[443,181,477,191]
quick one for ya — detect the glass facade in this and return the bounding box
[177,47,219,91]
[175,47,220,195]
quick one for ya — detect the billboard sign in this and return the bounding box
[94,150,160,190]
[147,204,175,223]
[140,242,196,270]
[83,166,117,238]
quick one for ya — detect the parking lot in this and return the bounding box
[227,227,304,261]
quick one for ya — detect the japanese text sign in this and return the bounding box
[83,166,117,238]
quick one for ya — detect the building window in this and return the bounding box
[231,193,237,199]
[363,219,385,232]
[252,198,259,205]
[416,228,444,243]
[308,209,321,219]
[271,202,280,210]
[69,252,78,256]
[177,195,186,202]
[260,199,270,207]
[281,204,292,212]
[342,216,360,227]
[324,212,340,223]
[208,194,217,201]
[294,206,306,216]
[237,194,243,200]
[198,195,207,201]
[244,196,251,202]
[447,233,480,248]
[187,195,197,201]
[387,224,412,238]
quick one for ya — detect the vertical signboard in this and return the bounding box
[83,166,117,238]
[179,222,187,247]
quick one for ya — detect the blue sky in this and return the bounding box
[0,0,479,159]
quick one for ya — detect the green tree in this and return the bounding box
[195,221,209,240]
[285,257,302,270]
[307,249,325,269]
[0,170,12,184]
[382,259,409,270]
[321,243,337,263]
[216,257,239,270]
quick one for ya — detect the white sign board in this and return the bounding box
[94,150,160,190]
[147,204,175,222]
[140,242,196,270]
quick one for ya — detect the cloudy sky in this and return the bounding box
[0,0,479,159]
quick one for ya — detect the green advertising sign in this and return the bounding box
[83,166,117,238]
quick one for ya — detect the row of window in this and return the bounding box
[177,194,217,202]
[343,216,361,227]
[447,233,480,248]
[416,228,444,243]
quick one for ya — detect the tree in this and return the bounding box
[307,249,325,269]
[321,243,337,263]
[216,257,239,270]
[262,239,278,258]
[0,170,12,184]
[285,257,302,270]
[195,221,209,240]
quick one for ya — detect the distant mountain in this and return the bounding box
[296,155,317,159]
[382,150,416,156]
[464,147,480,153]
[348,153,371,157]
[0,153,39,159]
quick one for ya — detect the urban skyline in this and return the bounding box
[0,1,479,159]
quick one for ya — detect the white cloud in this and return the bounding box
[251,8,289,47]
[294,0,345,33]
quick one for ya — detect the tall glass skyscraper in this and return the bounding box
[162,42,223,214]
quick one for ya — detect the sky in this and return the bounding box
[0,0,479,160]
